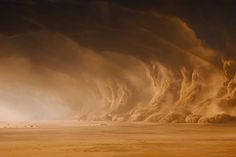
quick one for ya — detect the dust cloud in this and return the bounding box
[0,8,235,123]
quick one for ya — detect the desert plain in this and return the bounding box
[0,121,236,157]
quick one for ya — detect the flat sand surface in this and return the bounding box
[0,121,236,157]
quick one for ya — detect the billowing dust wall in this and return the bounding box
[0,2,235,123]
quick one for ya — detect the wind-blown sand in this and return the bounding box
[0,121,236,157]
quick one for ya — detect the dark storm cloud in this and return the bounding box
[0,0,235,56]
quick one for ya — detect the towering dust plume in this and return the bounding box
[0,1,235,123]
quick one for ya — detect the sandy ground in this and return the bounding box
[0,121,236,157]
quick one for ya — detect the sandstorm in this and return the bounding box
[0,1,236,157]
